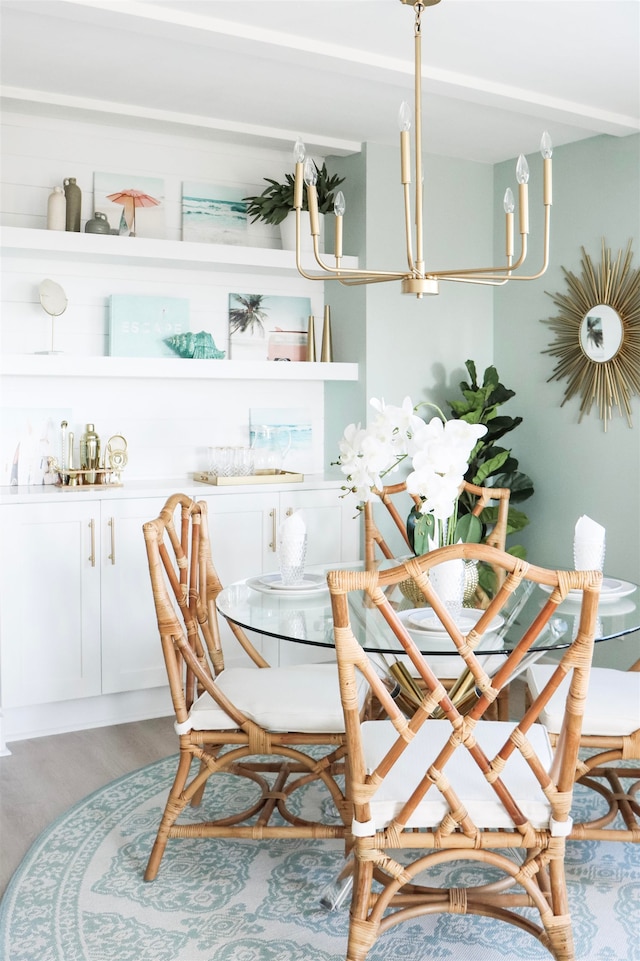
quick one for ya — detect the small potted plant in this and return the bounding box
[244,162,344,251]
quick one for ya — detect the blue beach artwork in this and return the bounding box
[182,182,248,244]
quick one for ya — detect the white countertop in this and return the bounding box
[0,471,348,505]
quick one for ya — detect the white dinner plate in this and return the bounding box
[540,577,636,603]
[401,607,505,636]
[248,572,328,598]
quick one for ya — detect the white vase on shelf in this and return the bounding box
[47,187,65,231]
[279,210,324,253]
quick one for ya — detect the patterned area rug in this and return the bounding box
[1,754,638,961]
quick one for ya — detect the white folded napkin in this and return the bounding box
[573,515,605,571]
[279,509,306,542]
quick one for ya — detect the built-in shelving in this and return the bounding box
[0,226,360,382]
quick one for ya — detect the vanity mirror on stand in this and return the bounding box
[37,278,68,355]
[542,240,640,430]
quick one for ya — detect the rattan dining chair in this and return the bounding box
[526,658,640,842]
[327,545,601,961]
[142,493,368,881]
[364,480,512,718]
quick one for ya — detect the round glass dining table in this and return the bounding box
[216,562,640,659]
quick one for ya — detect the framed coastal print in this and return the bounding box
[93,172,165,238]
[109,295,189,357]
[182,182,248,244]
[228,293,311,362]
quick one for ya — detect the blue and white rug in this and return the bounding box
[1,754,638,960]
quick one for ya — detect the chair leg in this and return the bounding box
[541,854,574,961]
[346,859,378,961]
[144,750,193,881]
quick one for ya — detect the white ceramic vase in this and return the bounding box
[279,210,324,253]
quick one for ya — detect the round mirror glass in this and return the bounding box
[39,279,68,317]
[580,304,623,362]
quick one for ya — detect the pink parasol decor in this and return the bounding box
[106,188,159,236]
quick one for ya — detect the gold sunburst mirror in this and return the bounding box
[542,240,640,430]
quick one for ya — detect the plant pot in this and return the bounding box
[279,210,324,253]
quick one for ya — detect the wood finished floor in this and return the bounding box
[0,716,176,898]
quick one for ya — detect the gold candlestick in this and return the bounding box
[321,305,333,362]
[306,315,316,361]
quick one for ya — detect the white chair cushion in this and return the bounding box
[360,719,554,830]
[187,662,368,734]
[526,665,640,737]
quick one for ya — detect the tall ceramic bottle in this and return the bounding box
[47,186,66,230]
[80,423,100,484]
[63,177,81,232]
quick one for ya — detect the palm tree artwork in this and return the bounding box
[229,294,269,336]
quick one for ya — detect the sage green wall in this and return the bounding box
[493,133,640,667]
[325,143,495,469]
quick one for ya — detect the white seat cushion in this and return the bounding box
[186,662,368,734]
[526,665,640,737]
[360,719,554,830]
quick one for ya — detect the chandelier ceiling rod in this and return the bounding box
[293,0,553,298]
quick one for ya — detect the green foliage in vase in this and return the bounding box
[243,163,345,226]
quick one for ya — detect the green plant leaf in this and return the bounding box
[454,513,482,544]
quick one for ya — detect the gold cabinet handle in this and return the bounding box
[108,516,116,565]
[270,508,277,551]
[88,518,96,567]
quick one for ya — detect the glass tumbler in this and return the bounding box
[277,533,307,585]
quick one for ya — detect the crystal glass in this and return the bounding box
[277,533,307,586]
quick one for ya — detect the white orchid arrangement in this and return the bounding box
[337,397,488,550]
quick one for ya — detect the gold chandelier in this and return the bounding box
[294,0,552,298]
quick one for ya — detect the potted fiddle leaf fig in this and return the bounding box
[244,162,345,250]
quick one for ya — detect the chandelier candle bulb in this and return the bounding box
[541,132,553,206]
[334,191,345,260]
[516,154,530,235]
[293,138,305,209]
[503,188,515,259]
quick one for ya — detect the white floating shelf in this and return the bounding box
[0,354,358,382]
[0,226,359,276]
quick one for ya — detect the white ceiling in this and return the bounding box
[1,0,638,163]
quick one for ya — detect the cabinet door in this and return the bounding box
[275,487,360,570]
[201,492,277,666]
[0,501,101,707]
[100,497,167,694]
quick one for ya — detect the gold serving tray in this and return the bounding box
[194,470,304,486]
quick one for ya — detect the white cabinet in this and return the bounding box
[0,480,361,736]
[0,500,102,707]
[100,497,166,694]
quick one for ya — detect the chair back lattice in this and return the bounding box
[327,544,601,961]
[143,492,268,722]
[363,480,511,566]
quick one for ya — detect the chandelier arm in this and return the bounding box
[403,182,416,272]
[443,205,549,283]
[431,235,528,279]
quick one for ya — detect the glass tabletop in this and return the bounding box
[216,562,639,657]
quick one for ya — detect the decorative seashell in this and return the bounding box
[164,331,226,359]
